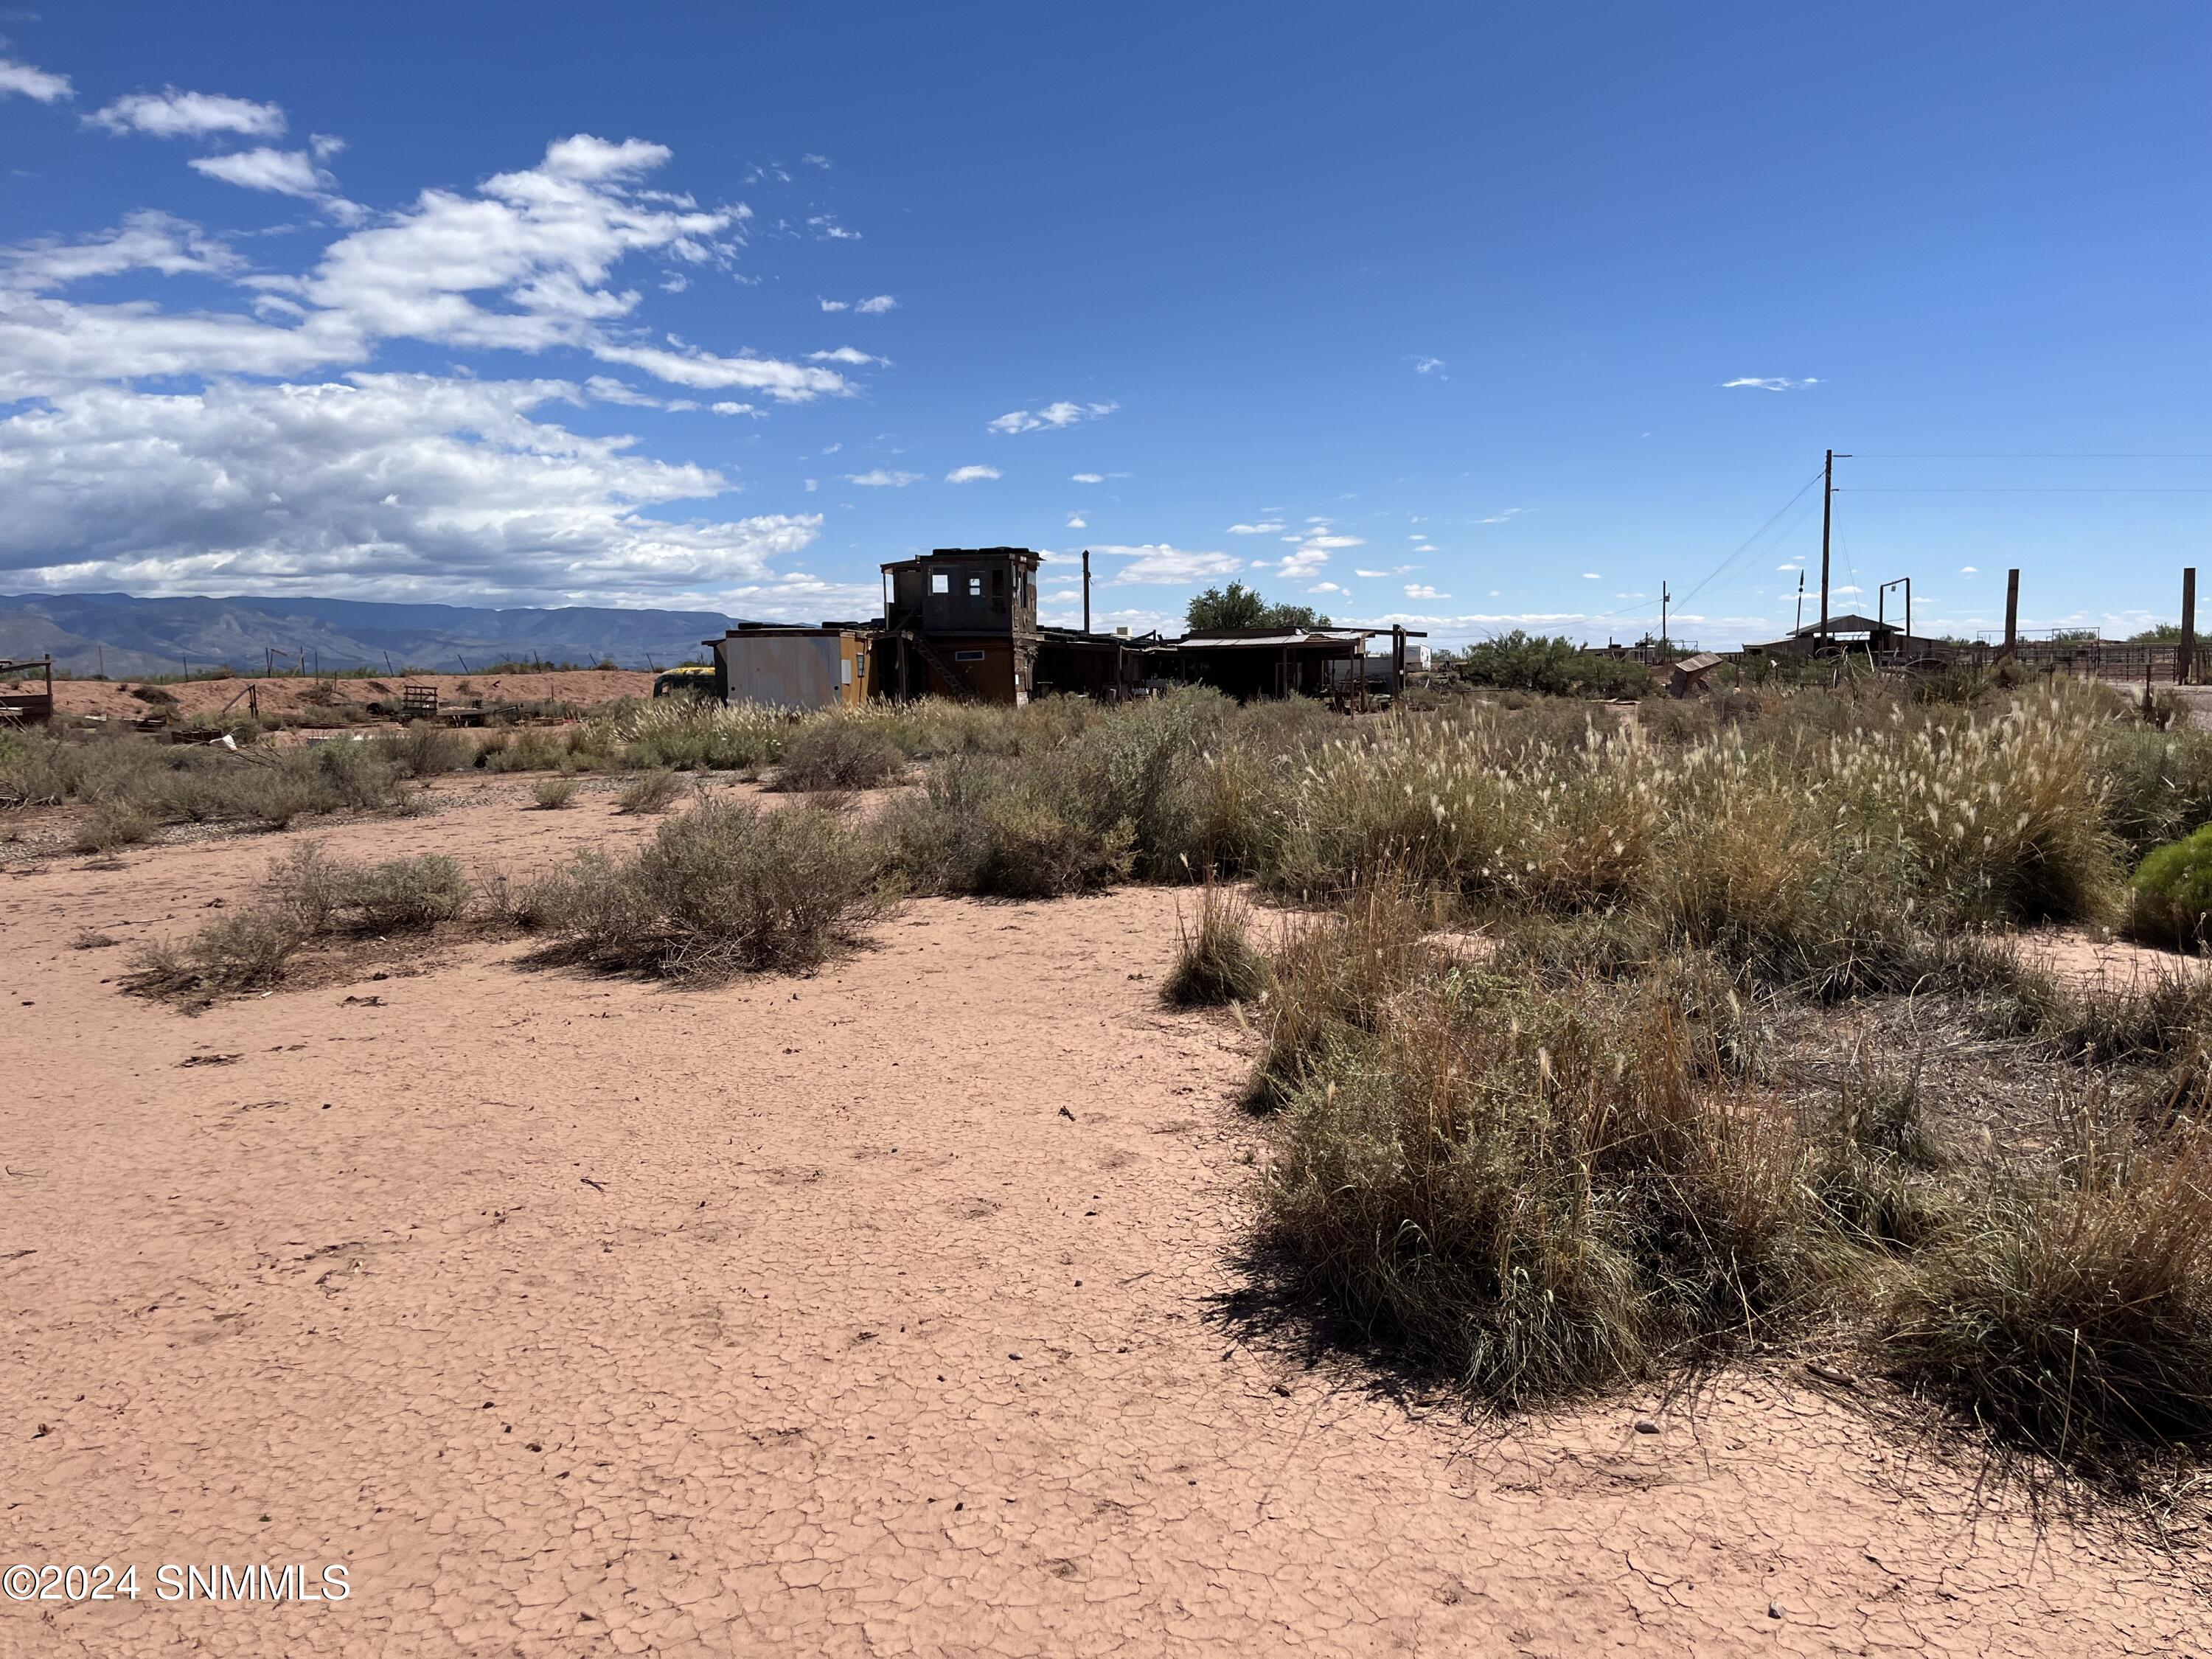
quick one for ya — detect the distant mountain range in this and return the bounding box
[0,592,754,678]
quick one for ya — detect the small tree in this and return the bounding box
[1186,582,1332,633]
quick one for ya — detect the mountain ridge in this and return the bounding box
[0,592,755,678]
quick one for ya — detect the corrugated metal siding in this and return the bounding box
[722,634,844,709]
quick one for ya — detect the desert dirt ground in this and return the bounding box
[34,667,658,725]
[3,782,2209,1658]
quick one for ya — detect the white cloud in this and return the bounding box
[1960,566,1978,574]
[1227,521,1284,535]
[803,478,817,492]
[1,135,851,408]
[807,345,881,366]
[854,293,896,313]
[987,400,1116,435]
[584,375,663,406]
[1582,572,1600,580]
[1278,549,1329,580]
[1071,472,1104,484]
[1720,376,1821,392]
[1287,533,1364,551]
[818,298,848,312]
[1096,543,1243,585]
[1065,513,1085,529]
[945,464,1000,484]
[847,468,920,487]
[0,373,820,602]
[0,54,71,103]
[1411,356,1444,375]
[800,153,832,169]
[310,133,346,161]
[90,88,285,140]
[188,147,326,199]
[807,215,858,240]
[709,400,761,417]
[1478,507,1528,524]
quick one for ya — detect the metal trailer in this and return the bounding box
[709,627,869,710]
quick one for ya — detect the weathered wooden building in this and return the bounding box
[877,548,1043,703]
[703,624,875,710]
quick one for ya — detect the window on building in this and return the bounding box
[967,574,983,598]
[931,572,950,594]
[953,650,987,662]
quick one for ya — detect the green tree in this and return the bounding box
[1185,582,1332,633]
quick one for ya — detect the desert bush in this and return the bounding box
[124,844,467,1001]
[1162,875,1266,1007]
[532,776,577,810]
[521,798,888,979]
[774,718,905,791]
[615,699,792,771]
[1879,1129,2212,1463]
[2126,824,2212,948]
[372,725,471,778]
[1256,932,1814,1406]
[71,799,155,855]
[617,770,685,814]
[880,750,1133,899]
[2101,726,2212,860]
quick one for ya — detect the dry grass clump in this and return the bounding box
[877,750,1135,899]
[1161,875,1265,1007]
[124,844,467,1001]
[773,717,905,791]
[71,799,155,855]
[616,769,685,815]
[532,776,577,810]
[1255,922,1815,1406]
[520,798,889,980]
[1880,1127,2212,1465]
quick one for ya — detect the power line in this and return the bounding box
[1840,486,2212,494]
[1850,452,2212,460]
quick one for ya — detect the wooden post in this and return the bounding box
[2180,567,2196,686]
[1392,625,1405,700]
[2003,569,2020,658]
[1082,550,1091,635]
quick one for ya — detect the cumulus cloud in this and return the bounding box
[0,374,819,602]
[189,146,321,196]
[854,293,896,313]
[0,131,867,602]
[2,133,846,406]
[945,465,999,484]
[1226,521,1284,535]
[1411,355,1444,375]
[1096,544,1243,585]
[1065,513,1085,529]
[847,468,921,487]
[987,400,1116,435]
[0,53,72,103]
[90,87,286,139]
[807,346,882,366]
[1071,473,1104,484]
[1721,376,1821,392]
[1277,549,1329,580]
[1405,585,1448,600]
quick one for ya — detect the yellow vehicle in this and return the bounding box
[652,664,717,700]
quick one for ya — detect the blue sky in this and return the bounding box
[1,3,2205,646]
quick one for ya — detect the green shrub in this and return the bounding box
[2127,824,2212,947]
[521,798,888,979]
[532,776,577,810]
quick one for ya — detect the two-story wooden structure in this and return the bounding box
[878,547,1043,703]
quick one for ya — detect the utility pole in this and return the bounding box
[2181,567,2197,686]
[1819,448,1851,640]
[1082,549,1092,634]
[2002,568,2020,658]
[1794,569,1805,636]
[1660,581,1670,653]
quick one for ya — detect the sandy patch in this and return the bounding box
[0,801,2206,1655]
